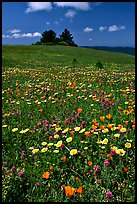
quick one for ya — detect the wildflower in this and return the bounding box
[97,140,102,144]
[124,121,129,126]
[53,150,59,153]
[93,165,100,173]
[106,191,112,200]
[48,143,54,147]
[77,108,82,114]
[42,171,50,179]
[66,137,73,143]
[70,130,74,137]
[88,161,92,166]
[85,131,91,136]
[76,186,83,194]
[20,128,29,134]
[125,142,131,148]
[102,138,108,144]
[116,149,126,156]
[54,134,59,139]
[21,150,26,157]
[41,142,47,146]
[110,149,117,156]
[120,128,126,133]
[70,149,77,155]
[41,148,48,153]
[114,133,120,138]
[18,171,24,177]
[106,114,112,120]
[11,166,16,172]
[62,156,67,163]
[35,182,40,187]
[64,186,76,197]
[84,147,88,150]
[56,141,62,147]
[100,116,105,121]
[104,159,110,166]
[102,127,109,134]
[62,128,69,133]
[79,128,85,133]
[74,127,80,131]
[29,147,34,150]
[12,128,18,132]
[50,166,53,171]
[2,124,8,128]
[76,176,79,182]
[96,179,101,184]
[32,149,39,154]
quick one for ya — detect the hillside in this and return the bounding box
[80,46,135,56]
[2,45,135,69]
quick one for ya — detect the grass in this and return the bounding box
[2,45,135,202]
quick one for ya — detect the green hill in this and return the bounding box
[2,45,135,69]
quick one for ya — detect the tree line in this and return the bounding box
[33,28,78,47]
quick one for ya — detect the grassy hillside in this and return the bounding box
[2,45,135,69]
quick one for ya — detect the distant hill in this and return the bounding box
[80,46,135,56]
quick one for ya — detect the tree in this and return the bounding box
[40,30,56,44]
[59,29,77,46]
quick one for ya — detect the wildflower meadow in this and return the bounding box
[2,45,135,202]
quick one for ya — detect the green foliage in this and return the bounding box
[57,41,69,46]
[40,30,56,44]
[95,61,104,69]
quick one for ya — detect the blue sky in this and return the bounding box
[2,2,135,47]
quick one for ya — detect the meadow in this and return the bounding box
[2,45,135,202]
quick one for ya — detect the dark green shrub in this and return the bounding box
[95,61,103,69]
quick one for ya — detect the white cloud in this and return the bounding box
[84,27,93,32]
[89,38,92,41]
[2,34,12,38]
[33,32,42,37]
[26,2,52,13]
[8,29,21,34]
[12,33,22,38]
[22,33,33,37]
[65,10,76,18]
[99,26,107,31]
[53,2,90,10]
[46,22,50,25]
[108,25,126,32]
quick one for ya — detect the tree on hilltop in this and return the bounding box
[40,30,56,44]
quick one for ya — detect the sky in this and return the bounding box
[2,2,135,47]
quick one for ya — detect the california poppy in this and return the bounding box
[88,161,92,166]
[76,186,83,194]
[106,114,112,120]
[42,171,50,179]
[64,186,76,197]
[77,108,82,114]
[62,156,67,163]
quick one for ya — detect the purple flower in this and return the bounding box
[11,166,16,172]
[49,124,53,128]
[21,150,26,157]
[93,165,100,173]
[106,191,112,200]
[35,182,40,187]
[37,122,41,126]
[89,169,93,174]
[59,103,62,107]
[18,171,24,177]
[60,143,65,149]
[110,149,117,157]
[45,120,49,124]
[46,123,49,127]
[34,126,37,131]
[104,159,110,166]
[96,179,101,184]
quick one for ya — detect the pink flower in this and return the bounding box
[93,165,100,173]
[11,166,16,172]
[110,149,117,156]
[106,191,112,200]
[104,159,110,166]
[18,171,24,177]
[96,179,101,184]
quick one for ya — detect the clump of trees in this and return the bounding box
[33,28,78,47]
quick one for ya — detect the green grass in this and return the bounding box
[2,45,135,202]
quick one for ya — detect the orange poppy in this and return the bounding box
[85,131,91,136]
[107,124,112,129]
[106,114,112,120]
[100,125,105,130]
[117,124,123,130]
[70,130,74,137]
[42,171,50,179]
[76,176,79,182]
[124,121,129,126]
[123,167,128,172]
[64,186,76,197]
[62,156,67,163]
[91,124,97,130]
[49,166,53,172]
[88,161,92,166]
[76,186,83,194]
[77,108,82,114]
[100,116,105,121]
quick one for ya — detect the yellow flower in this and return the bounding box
[62,128,69,133]
[79,128,85,133]
[54,134,59,139]
[97,140,102,144]
[116,149,126,156]
[20,128,29,134]
[84,147,88,150]
[53,150,59,153]
[55,127,62,132]
[56,140,62,147]
[48,143,54,147]
[41,148,48,153]
[74,127,80,131]
[41,142,47,146]
[102,138,108,144]
[2,125,8,128]
[70,149,77,155]
[12,128,18,132]
[111,146,118,151]
[120,128,126,133]
[114,133,120,138]
[29,147,34,150]
[32,149,39,154]
[125,142,131,148]
[66,137,73,143]
[111,127,118,131]
[102,128,109,133]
